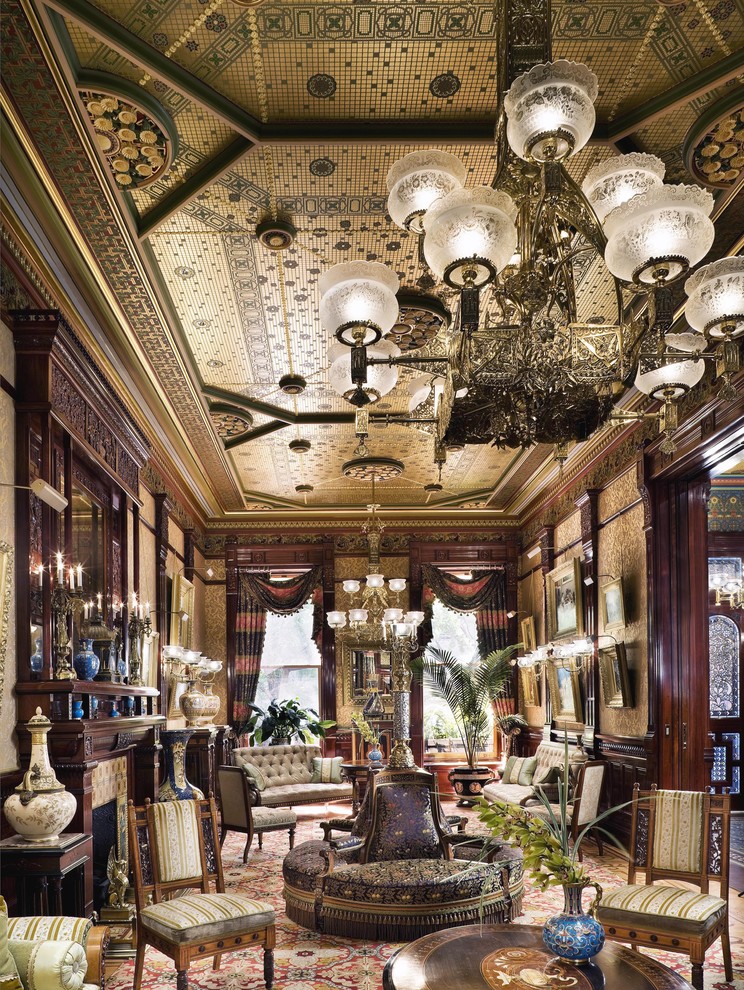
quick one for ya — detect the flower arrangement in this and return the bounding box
[350,711,380,747]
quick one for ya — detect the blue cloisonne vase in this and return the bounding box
[368,746,383,765]
[158,729,205,801]
[542,882,605,964]
[30,638,43,675]
[73,638,100,681]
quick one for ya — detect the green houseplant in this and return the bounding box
[238,698,335,745]
[411,644,518,804]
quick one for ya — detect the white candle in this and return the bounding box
[145,601,150,617]
[76,564,82,588]
[69,567,75,590]
[56,553,63,585]
[97,592,102,610]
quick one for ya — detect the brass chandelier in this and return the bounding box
[318,60,743,461]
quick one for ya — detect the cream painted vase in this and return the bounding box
[3,707,77,842]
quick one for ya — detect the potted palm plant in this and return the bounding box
[412,644,518,804]
[236,698,335,745]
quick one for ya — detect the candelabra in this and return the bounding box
[127,611,151,687]
[51,581,85,680]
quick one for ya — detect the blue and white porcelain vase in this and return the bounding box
[30,638,43,675]
[158,729,205,801]
[542,881,605,964]
[367,745,383,765]
[73,638,100,681]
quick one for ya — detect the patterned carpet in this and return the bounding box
[108,804,744,990]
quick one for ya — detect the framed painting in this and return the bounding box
[547,658,583,724]
[600,577,626,633]
[599,642,633,708]
[546,558,584,640]
[169,573,194,648]
[519,664,540,707]
[520,615,537,653]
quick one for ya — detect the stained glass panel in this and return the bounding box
[709,614,740,718]
[711,746,727,783]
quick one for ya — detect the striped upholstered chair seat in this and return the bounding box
[141,893,275,944]
[600,884,727,935]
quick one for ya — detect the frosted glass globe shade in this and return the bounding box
[384,608,404,623]
[386,150,467,232]
[604,185,715,285]
[406,610,425,625]
[388,578,407,592]
[582,153,665,223]
[349,608,369,624]
[327,611,347,628]
[342,580,361,594]
[635,333,705,399]
[319,262,400,344]
[408,373,433,412]
[366,574,385,589]
[504,60,598,162]
[329,339,401,399]
[685,257,744,338]
[423,186,518,287]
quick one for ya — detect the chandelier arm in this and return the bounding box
[548,218,579,325]
[555,166,608,254]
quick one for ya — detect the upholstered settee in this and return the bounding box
[233,744,353,807]
[1,903,105,990]
[283,769,523,940]
[482,740,587,807]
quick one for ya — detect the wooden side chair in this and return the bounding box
[598,785,733,989]
[527,760,607,860]
[128,796,276,990]
[218,765,297,862]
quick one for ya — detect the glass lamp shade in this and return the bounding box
[342,579,361,594]
[327,610,347,628]
[581,153,665,223]
[423,186,518,287]
[603,184,715,285]
[365,573,385,588]
[383,607,404,623]
[404,610,426,626]
[407,373,433,412]
[181,650,202,665]
[504,60,598,162]
[685,257,744,338]
[319,261,400,345]
[394,622,414,639]
[635,333,706,399]
[163,645,184,661]
[386,150,467,233]
[328,339,401,399]
[349,608,369,624]
[388,578,407,593]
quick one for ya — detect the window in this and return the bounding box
[423,598,496,758]
[255,600,321,719]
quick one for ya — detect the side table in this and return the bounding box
[0,833,93,917]
[383,924,691,990]
[340,761,386,813]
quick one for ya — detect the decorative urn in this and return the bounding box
[3,708,77,842]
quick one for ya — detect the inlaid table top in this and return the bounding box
[383,924,690,990]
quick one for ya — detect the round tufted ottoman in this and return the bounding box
[282,841,523,941]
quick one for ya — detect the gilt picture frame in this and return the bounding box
[142,630,160,691]
[546,657,583,725]
[600,577,626,633]
[520,615,537,653]
[0,542,13,718]
[519,663,540,708]
[546,558,584,640]
[599,642,633,708]
[169,573,194,648]
[167,673,187,719]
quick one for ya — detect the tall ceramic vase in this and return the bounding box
[542,881,605,964]
[158,729,204,801]
[3,708,77,842]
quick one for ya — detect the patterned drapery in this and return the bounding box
[420,563,509,655]
[233,567,323,725]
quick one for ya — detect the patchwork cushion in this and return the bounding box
[141,894,275,945]
[150,801,202,882]
[652,791,704,874]
[311,757,343,784]
[599,884,726,936]
[240,761,267,791]
[252,807,297,829]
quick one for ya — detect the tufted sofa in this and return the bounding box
[233,744,352,807]
[482,740,587,807]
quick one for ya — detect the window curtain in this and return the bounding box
[232,566,323,725]
[420,563,509,655]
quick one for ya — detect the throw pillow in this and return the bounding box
[311,756,343,784]
[240,761,267,791]
[502,756,536,785]
[515,756,537,785]
[0,897,22,990]
[501,756,518,783]
[533,765,561,786]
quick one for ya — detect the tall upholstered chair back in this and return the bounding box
[573,760,606,827]
[360,769,450,864]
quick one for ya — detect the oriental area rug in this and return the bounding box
[107,805,744,990]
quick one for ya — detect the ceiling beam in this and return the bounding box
[137,136,255,239]
[259,121,498,145]
[597,49,744,143]
[41,0,263,141]
[202,385,357,426]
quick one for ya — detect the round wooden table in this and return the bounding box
[383,924,690,990]
[340,760,385,813]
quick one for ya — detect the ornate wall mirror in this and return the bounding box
[342,640,392,706]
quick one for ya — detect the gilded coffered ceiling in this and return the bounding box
[2,0,743,521]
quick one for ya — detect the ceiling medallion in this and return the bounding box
[295,484,314,493]
[342,457,405,481]
[289,438,312,454]
[279,373,307,394]
[424,483,443,493]
[307,73,337,99]
[389,293,451,351]
[685,103,744,188]
[81,92,171,188]
[429,72,461,99]
[256,218,297,251]
[310,157,336,177]
[209,409,254,439]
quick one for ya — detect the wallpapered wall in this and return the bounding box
[518,466,648,738]
[0,320,18,772]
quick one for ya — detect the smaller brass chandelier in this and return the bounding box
[710,574,744,610]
